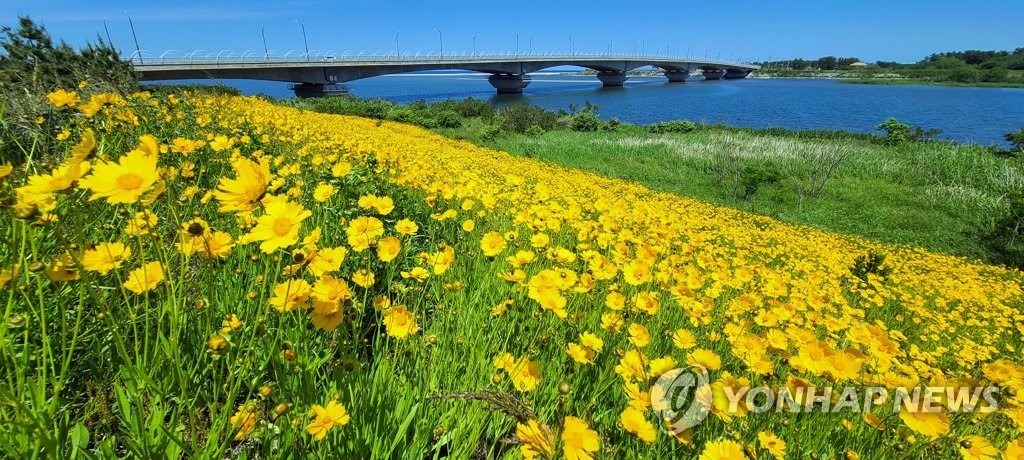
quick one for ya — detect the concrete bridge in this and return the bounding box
[134,53,759,97]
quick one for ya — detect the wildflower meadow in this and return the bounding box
[1,87,1023,459]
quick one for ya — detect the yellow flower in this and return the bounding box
[619,407,656,444]
[400,266,430,282]
[899,407,950,440]
[246,198,312,253]
[352,269,375,288]
[269,279,311,312]
[758,431,786,460]
[508,357,542,392]
[461,219,475,232]
[395,219,419,235]
[78,148,159,205]
[628,323,651,347]
[208,334,228,352]
[516,419,554,460]
[46,88,80,108]
[68,129,97,164]
[230,405,258,441]
[0,162,12,180]
[312,183,336,202]
[687,349,722,371]
[81,242,131,274]
[308,246,347,277]
[561,416,599,460]
[331,161,352,177]
[377,236,401,263]
[673,329,697,349]
[209,135,234,152]
[213,157,271,213]
[959,436,998,460]
[306,400,350,441]
[699,439,746,460]
[221,314,243,333]
[347,216,385,252]
[122,262,165,294]
[480,231,507,257]
[383,305,418,338]
[1004,439,1024,460]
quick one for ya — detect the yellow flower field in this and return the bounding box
[0,89,1022,458]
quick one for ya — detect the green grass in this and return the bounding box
[840,78,1024,88]
[465,126,1021,262]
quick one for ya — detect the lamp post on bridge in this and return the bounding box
[529,36,535,55]
[294,20,309,61]
[434,28,443,57]
[473,33,479,56]
[261,25,268,61]
[125,12,143,64]
[608,38,613,55]
[566,34,572,56]
[514,32,519,56]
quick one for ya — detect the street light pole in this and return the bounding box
[529,36,535,55]
[473,33,479,56]
[395,31,401,58]
[294,20,309,61]
[125,12,142,64]
[261,25,268,61]
[514,32,519,55]
[608,38,613,54]
[434,28,443,56]
[566,34,572,55]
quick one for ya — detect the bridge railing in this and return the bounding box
[129,49,757,68]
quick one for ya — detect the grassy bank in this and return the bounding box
[840,78,1024,88]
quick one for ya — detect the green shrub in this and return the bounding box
[500,104,559,133]
[433,110,462,129]
[739,164,782,200]
[984,191,1024,268]
[1006,127,1024,154]
[876,118,941,145]
[603,117,621,131]
[570,111,600,132]
[524,125,545,136]
[649,120,697,134]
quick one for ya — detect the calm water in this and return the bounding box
[156,74,1024,145]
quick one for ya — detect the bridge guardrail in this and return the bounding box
[129,49,758,68]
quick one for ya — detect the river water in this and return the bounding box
[157,74,1024,145]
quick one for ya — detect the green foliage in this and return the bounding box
[739,164,782,200]
[569,110,600,132]
[499,104,559,133]
[649,120,697,134]
[850,252,893,282]
[1005,128,1024,154]
[141,83,241,97]
[984,191,1024,268]
[524,125,545,136]
[875,118,941,145]
[0,16,136,91]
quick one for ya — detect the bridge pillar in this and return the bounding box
[724,68,752,79]
[664,69,690,83]
[488,73,531,94]
[596,71,628,87]
[292,83,348,98]
[701,68,726,80]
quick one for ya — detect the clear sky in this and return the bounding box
[3,0,1022,63]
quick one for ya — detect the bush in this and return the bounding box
[738,164,782,200]
[985,192,1024,268]
[603,117,621,132]
[876,118,941,145]
[570,111,600,132]
[1006,127,1024,154]
[433,110,462,129]
[649,120,697,134]
[524,125,545,136]
[500,104,559,133]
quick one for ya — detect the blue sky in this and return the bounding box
[3,0,1022,63]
